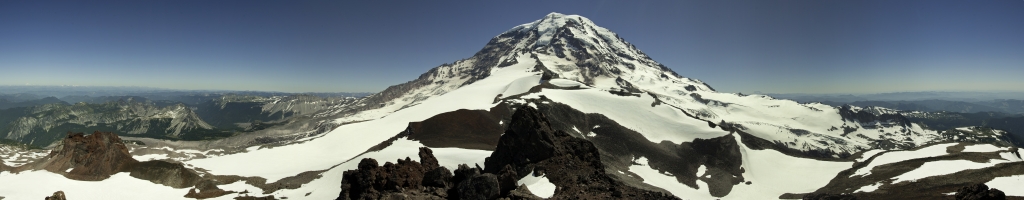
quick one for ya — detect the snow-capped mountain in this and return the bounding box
[1,13,1021,200]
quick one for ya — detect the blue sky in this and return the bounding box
[1,0,1022,93]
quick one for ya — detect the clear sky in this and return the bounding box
[1,0,1022,93]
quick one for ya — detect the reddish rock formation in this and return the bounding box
[19,131,138,181]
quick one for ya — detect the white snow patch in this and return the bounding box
[1000,152,1022,162]
[629,157,713,199]
[725,133,853,199]
[211,180,266,199]
[852,143,958,177]
[524,89,727,143]
[892,159,1008,183]
[855,182,881,193]
[986,175,1024,196]
[133,154,169,161]
[961,144,1004,153]
[499,75,543,98]
[517,174,556,198]
[0,171,189,200]
[548,79,585,88]
[856,149,886,163]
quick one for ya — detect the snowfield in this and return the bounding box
[523,88,727,143]
[186,55,538,183]
[725,133,852,199]
[851,143,958,177]
[0,171,190,200]
[987,175,1024,196]
[892,159,1010,183]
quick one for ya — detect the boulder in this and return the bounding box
[955,183,1006,200]
[44,191,66,200]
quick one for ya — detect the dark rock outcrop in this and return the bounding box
[955,183,1006,200]
[19,131,138,181]
[13,131,209,193]
[339,106,678,199]
[484,106,679,199]
[44,191,66,200]
[338,147,446,200]
[802,193,857,200]
[129,159,203,188]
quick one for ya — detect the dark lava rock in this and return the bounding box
[485,106,680,199]
[955,183,1006,200]
[19,131,138,181]
[44,191,66,200]
[337,106,679,200]
[456,173,501,200]
[423,166,453,188]
[338,147,441,200]
[802,193,857,200]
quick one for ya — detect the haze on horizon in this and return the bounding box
[1,0,1022,94]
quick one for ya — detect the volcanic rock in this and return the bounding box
[337,106,679,200]
[485,106,679,199]
[19,131,138,181]
[43,191,66,200]
[955,183,1006,200]
[802,193,857,200]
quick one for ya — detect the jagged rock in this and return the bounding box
[452,164,481,185]
[44,191,66,200]
[419,147,440,169]
[456,173,501,200]
[504,184,544,200]
[338,148,439,200]
[955,183,1006,200]
[337,106,678,200]
[422,166,453,188]
[484,106,557,176]
[496,165,519,196]
[19,131,138,181]
[485,106,678,199]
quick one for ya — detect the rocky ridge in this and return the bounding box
[339,106,678,199]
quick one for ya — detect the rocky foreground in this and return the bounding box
[338,106,678,200]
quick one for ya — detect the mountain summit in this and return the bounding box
[333,13,712,122]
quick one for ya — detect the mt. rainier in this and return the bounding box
[1,13,1021,200]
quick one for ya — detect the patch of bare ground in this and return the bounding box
[405,108,505,150]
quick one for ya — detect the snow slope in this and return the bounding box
[0,171,190,200]
[186,53,540,183]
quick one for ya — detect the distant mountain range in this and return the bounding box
[0,91,371,147]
